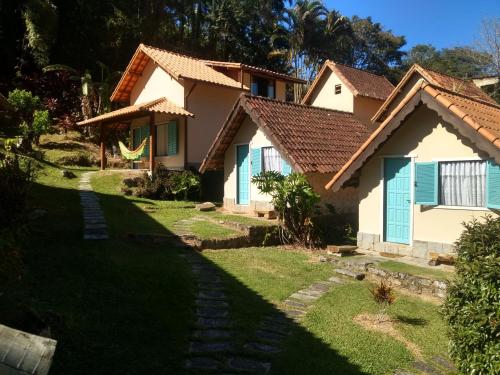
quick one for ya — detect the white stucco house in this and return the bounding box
[199,94,371,214]
[326,64,500,259]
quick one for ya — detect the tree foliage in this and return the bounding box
[252,171,320,247]
[443,215,500,374]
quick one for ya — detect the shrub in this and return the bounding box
[443,215,500,374]
[252,171,320,248]
[370,279,396,322]
[312,204,357,245]
[122,166,201,201]
[0,153,36,284]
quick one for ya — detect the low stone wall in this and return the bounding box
[357,232,455,260]
[329,257,448,299]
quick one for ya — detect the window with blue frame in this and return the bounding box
[251,76,275,99]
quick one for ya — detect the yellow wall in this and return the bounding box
[130,60,184,107]
[358,105,497,245]
[310,69,354,112]
[186,83,241,166]
[353,96,384,126]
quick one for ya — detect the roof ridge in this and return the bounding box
[328,60,392,81]
[427,83,500,109]
[415,63,484,85]
[243,94,357,116]
[140,43,206,63]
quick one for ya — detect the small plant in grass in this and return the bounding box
[252,171,320,248]
[370,279,396,322]
[443,215,500,375]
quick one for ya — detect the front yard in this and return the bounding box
[2,167,454,374]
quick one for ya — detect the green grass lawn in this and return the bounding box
[2,167,451,374]
[205,248,452,375]
[377,260,453,281]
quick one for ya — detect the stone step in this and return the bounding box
[192,329,233,340]
[185,357,221,371]
[195,299,229,308]
[255,329,287,343]
[259,321,290,335]
[244,341,283,354]
[226,357,271,374]
[189,341,233,354]
[197,318,232,329]
[283,309,305,319]
[196,307,229,318]
[288,292,319,303]
[282,299,307,310]
[197,291,227,300]
[335,268,365,280]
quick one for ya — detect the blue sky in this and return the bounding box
[324,0,500,50]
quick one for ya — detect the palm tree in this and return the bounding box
[270,0,328,99]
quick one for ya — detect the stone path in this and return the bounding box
[172,217,207,237]
[79,172,108,240]
[181,251,274,374]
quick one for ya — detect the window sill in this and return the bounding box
[433,205,490,211]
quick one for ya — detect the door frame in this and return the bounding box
[235,143,250,205]
[380,155,415,245]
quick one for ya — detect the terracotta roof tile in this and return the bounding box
[77,97,193,126]
[302,61,394,104]
[202,60,306,84]
[325,81,500,191]
[201,94,371,174]
[111,44,244,102]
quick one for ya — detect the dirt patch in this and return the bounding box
[353,313,423,359]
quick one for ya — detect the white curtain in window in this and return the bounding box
[262,147,281,172]
[440,161,486,207]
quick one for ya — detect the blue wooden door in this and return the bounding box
[237,144,250,205]
[384,158,411,244]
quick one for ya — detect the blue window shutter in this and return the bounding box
[282,157,292,176]
[167,121,178,156]
[487,160,500,209]
[251,81,258,96]
[414,162,438,205]
[142,125,150,157]
[251,148,261,176]
[267,84,275,99]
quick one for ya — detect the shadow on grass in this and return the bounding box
[2,177,367,374]
[396,316,429,327]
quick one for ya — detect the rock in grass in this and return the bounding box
[195,202,216,211]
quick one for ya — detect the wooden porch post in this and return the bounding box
[100,123,106,170]
[149,113,156,172]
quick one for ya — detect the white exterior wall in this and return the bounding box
[358,105,497,249]
[130,60,185,107]
[309,69,354,112]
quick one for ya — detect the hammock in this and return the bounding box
[119,139,147,160]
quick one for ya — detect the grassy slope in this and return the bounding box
[5,163,194,374]
[205,248,451,375]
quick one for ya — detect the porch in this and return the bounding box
[77,97,194,171]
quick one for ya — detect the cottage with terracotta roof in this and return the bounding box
[200,94,371,213]
[77,44,304,171]
[301,60,395,124]
[325,64,500,260]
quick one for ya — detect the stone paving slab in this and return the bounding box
[192,329,233,340]
[244,341,284,354]
[197,318,233,329]
[185,357,221,371]
[79,172,108,240]
[190,341,234,353]
[226,357,271,374]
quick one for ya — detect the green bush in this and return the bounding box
[252,171,320,248]
[312,204,357,246]
[122,166,200,201]
[0,153,36,284]
[443,215,500,374]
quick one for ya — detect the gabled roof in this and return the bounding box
[302,60,395,104]
[200,94,371,174]
[371,64,497,123]
[325,80,500,191]
[111,44,245,103]
[77,97,193,126]
[202,60,306,84]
